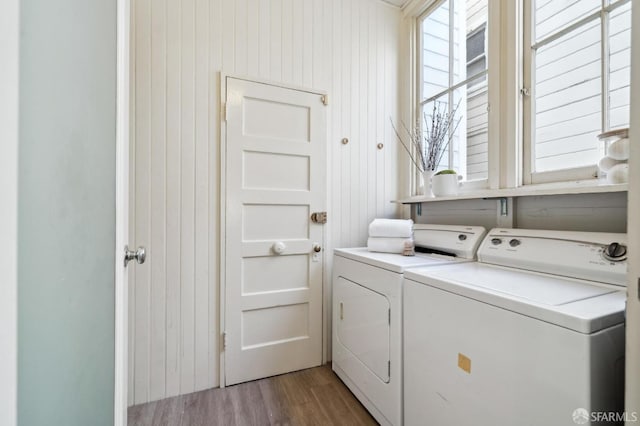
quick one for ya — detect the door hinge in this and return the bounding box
[637,277,640,301]
[222,102,227,122]
[520,87,531,97]
[320,95,328,106]
[388,309,391,325]
[222,332,227,350]
[388,361,391,378]
[340,302,344,320]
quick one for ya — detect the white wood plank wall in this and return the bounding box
[129,0,402,405]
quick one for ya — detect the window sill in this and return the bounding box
[394,179,628,204]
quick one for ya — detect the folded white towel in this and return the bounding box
[367,237,415,255]
[369,218,414,238]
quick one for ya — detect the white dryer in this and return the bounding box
[403,228,627,426]
[332,225,487,426]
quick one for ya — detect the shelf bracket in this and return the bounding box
[498,197,508,216]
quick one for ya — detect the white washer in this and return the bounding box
[403,228,628,426]
[332,225,487,426]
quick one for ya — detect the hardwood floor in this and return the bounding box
[128,364,378,426]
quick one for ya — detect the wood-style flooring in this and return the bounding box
[128,364,378,426]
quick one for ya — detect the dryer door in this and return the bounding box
[335,277,390,382]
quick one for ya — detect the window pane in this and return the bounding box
[418,0,489,183]
[419,74,487,181]
[467,27,485,60]
[460,76,488,180]
[421,0,450,101]
[419,94,451,171]
[454,0,488,85]
[534,20,602,173]
[608,2,631,129]
[534,0,600,42]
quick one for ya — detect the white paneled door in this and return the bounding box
[224,77,326,385]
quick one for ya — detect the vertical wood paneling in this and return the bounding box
[149,0,168,402]
[247,0,260,76]
[164,0,182,399]
[281,0,293,82]
[208,0,222,393]
[269,0,282,80]
[292,0,303,86]
[130,0,402,404]
[234,0,248,75]
[222,0,235,73]
[360,5,369,238]
[128,0,137,407]
[341,1,352,248]
[350,1,360,246]
[302,0,313,87]
[133,0,151,405]
[193,0,211,392]
[375,5,385,217]
[258,0,270,78]
[179,0,196,394]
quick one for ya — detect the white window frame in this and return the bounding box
[415,0,501,192]
[522,0,632,185]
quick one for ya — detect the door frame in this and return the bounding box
[0,0,20,424]
[114,0,131,424]
[219,73,329,387]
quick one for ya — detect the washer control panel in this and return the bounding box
[478,228,628,287]
[413,224,487,259]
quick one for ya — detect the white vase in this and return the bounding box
[422,170,435,197]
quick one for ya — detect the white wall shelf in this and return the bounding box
[394,181,628,204]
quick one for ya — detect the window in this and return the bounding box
[524,0,632,184]
[418,0,490,183]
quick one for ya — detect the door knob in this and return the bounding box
[313,244,322,253]
[272,241,286,254]
[124,245,146,267]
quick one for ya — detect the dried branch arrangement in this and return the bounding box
[391,100,463,172]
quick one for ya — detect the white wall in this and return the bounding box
[129,0,402,405]
[0,0,19,424]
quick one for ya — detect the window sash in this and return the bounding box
[523,0,630,184]
[416,0,491,185]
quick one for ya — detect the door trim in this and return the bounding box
[114,0,130,424]
[625,0,640,414]
[0,0,19,424]
[219,73,328,387]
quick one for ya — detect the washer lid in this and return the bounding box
[404,262,625,333]
[333,247,467,273]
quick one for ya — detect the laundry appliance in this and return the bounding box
[332,224,487,426]
[403,228,627,426]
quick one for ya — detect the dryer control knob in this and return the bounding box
[604,242,627,261]
[509,239,521,247]
[491,238,502,245]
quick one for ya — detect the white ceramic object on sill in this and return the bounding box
[607,138,630,160]
[422,170,435,197]
[606,163,629,184]
[432,173,462,197]
[598,156,625,172]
